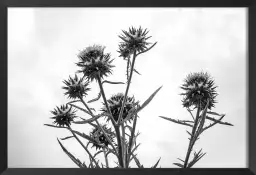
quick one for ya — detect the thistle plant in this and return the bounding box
[45,26,233,168]
[159,71,233,168]
[45,26,161,168]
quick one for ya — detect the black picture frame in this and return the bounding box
[1,0,255,175]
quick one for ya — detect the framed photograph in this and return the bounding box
[1,0,255,175]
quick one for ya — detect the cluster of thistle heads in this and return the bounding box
[49,26,156,149]
[48,26,219,160]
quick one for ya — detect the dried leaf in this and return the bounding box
[207,111,222,116]
[173,163,183,168]
[68,103,91,116]
[186,130,192,136]
[131,153,144,168]
[177,158,184,162]
[130,143,141,156]
[70,130,97,144]
[187,149,206,168]
[202,114,226,133]
[73,113,105,124]
[137,86,162,112]
[134,68,141,75]
[44,124,68,129]
[159,116,193,127]
[206,115,233,126]
[151,157,161,168]
[60,136,74,140]
[67,100,80,104]
[57,138,86,168]
[102,80,125,85]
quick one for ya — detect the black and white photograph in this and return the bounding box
[8,7,246,168]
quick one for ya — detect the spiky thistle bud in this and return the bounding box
[118,26,152,58]
[76,45,114,81]
[90,125,115,150]
[50,104,76,127]
[101,93,139,123]
[62,74,90,99]
[180,72,218,110]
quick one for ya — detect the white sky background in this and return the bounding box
[8,8,247,168]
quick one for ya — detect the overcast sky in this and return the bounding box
[8,8,247,168]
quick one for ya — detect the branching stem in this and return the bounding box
[78,95,117,154]
[68,125,100,168]
[96,75,124,168]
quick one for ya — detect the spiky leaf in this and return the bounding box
[151,157,161,168]
[137,86,162,113]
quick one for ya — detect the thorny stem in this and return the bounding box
[68,125,100,168]
[183,104,201,168]
[96,76,117,126]
[127,114,138,165]
[126,57,130,82]
[117,42,157,126]
[96,75,124,168]
[117,50,137,125]
[121,123,127,168]
[116,50,137,168]
[103,147,109,168]
[78,95,118,154]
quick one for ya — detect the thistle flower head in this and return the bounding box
[180,72,218,110]
[90,125,115,150]
[62,74,90,99]
[118,43,133,59]
[76,45,114,81]
[50,104,76,127]
[118,26,151,58]
[102,93,139,123]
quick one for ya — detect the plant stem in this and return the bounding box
[121,123,127,168]
[96,76,124,168]
[113,45,153,167]
[68,125,100,168]
[183,106,201,168]
[103,147,109,168]
[117,50,136,168]
[114,126,124,167]
[117,50,137,125]
[127,114,138,165]
[78,96,117,154]
[96,76,117,125]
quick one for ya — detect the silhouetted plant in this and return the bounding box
[45,26,161,168]
[45,26,233,168]
[159,71,233,168]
